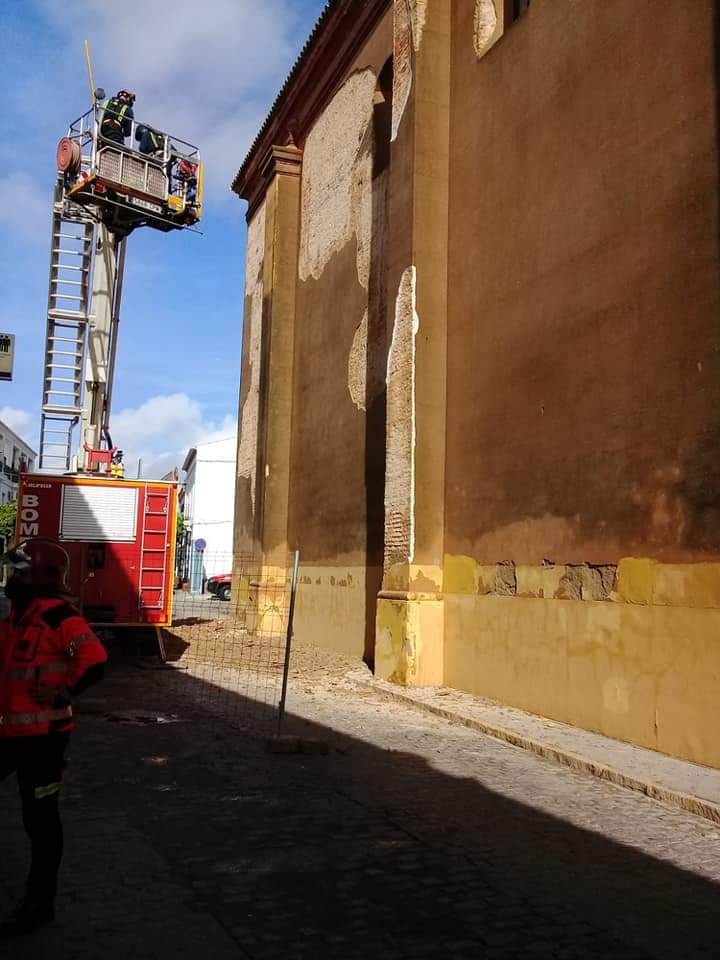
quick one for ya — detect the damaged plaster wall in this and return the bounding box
[474,0,502,58]
[392,0,427,140]
[236,200,266,525]
[347,127,374,411]
[298,66,387,415]
[408,0,429,49]
[348,309,369,409]
[299,69,377,286]
[385,266,419,566]
[298,69,378,412]
[348,155,391,412]
[290,53,391,570]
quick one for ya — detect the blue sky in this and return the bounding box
[0,0,325,476]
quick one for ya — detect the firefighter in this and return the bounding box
[110,449,125,479]
[0,539,108,936]
[135,124,164,157]
[100,89,135,145]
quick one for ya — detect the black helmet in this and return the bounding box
[3,539,70,592]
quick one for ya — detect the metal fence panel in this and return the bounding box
[161,552,299,735]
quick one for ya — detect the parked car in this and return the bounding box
[206,573,232,601]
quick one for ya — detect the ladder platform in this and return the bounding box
[48,309,89,321]
[42,404,83,417]
[53,233,92,242]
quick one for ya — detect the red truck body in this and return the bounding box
[17,474,177,627]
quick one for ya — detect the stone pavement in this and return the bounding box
[1,662,720,959]
[355,677,720,824]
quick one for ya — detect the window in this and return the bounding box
[60,485,138,542]
[88,544,107,570]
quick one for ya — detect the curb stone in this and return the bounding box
[351,679,720,826]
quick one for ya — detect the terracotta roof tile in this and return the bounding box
[230,0,339,193]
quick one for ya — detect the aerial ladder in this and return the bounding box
[39,49,203,474]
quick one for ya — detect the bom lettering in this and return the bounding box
[19,493,40,538]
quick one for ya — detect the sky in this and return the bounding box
[0,0,326,478]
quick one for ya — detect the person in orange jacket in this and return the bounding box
[0,539,108,937]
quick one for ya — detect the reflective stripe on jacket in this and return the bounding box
[101,98,133,137]
[0,598,108,737]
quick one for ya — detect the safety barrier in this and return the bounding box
[160,552,300,736]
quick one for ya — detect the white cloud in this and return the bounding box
[111,392,236,479]
[0,406,35,443]
[33,0,318,201]
[0,173,50,242]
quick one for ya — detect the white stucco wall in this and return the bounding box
[183,435,237,579]
[0,419,36,504]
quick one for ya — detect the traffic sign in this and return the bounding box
[194,538,207,552]
[0,334,15,381]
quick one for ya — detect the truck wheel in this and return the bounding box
[219,584,231,602]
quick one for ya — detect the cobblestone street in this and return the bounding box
[2,661,720,959]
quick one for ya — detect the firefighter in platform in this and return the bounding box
[100,89,135,144]
[0,540,108,936]
[110,448,125,479]
[135,123,164,157]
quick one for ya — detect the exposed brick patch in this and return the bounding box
[236,200,267,517]
[494,561,517,596]
[581,565,617,601]
[557,565,583,601]
[384,267,419,567]
[474,0,500,58]
[299,69,376,283]
[392,1,413,140]
[556,563,617,601]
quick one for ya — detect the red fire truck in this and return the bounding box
[17,474,177,628]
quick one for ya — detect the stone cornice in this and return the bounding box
[261,144,303,180]
[243,144,303,220]
[232,0,390,214]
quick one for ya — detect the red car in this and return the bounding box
[206,573,232,601]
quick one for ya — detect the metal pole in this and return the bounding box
[83,40,96,102]
[103,237,127,433]
[79,224,117,467]
[277,550,300,735]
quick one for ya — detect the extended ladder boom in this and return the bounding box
[40,181,126,473]
[80,224,125,465]
[39,85,202,474]
[39,179,95,471]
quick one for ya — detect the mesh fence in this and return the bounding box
[159,552,299,735]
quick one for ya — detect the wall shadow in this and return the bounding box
[60,657,720,959]
[363,56,394,671]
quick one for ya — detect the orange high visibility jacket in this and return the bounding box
[0,598,108,738]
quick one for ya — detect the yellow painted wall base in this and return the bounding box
[375,596,444,686]
[257,552,720,769]
[294,565,376,658]
[444,595,720,769]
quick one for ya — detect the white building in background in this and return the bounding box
[182,434,236,583]
[0,419,36,505]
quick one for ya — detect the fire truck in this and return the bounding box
[19,48,202,636]
[17,474,176,628]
